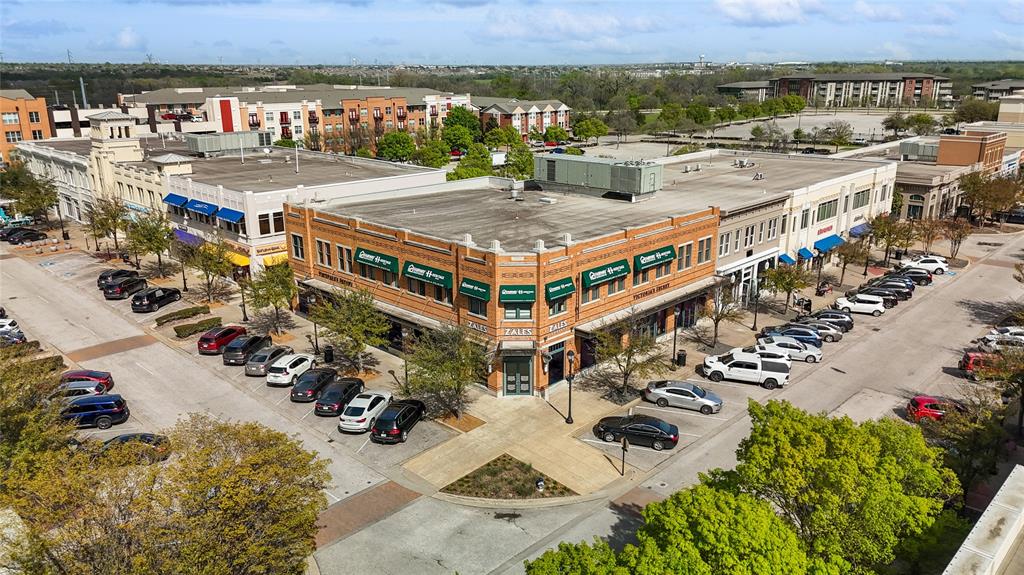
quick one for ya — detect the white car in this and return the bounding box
[834,294,886,317]
[0,318,19,334]
[337,391,393,433]
[731,345,792,367]
[989,326,1024,339]
[755,336,823,363]
[902,256,947,275]
[978,335,1024,354]
[265,353,315,386]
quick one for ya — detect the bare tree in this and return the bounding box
[943,220,973,259]
[699,281,745,346]
[583,309,672,402]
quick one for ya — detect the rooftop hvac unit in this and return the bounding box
[539,197,557,204]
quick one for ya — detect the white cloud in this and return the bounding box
[999,0,1024,24]
[116,26,143,49]
[486,9,664,41]
[853,1,902,21]
[907,24,955,38]
[714,0,821,26]
[931,4,956,23]
[880,41,911,60]
[993,29,1024,50]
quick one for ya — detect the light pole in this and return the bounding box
[308,293,320,355]
[670,305,681,371]
[401,326,411,385]
[239,279,250,322]
[750,284,761,332]
[565,350,576,425]
[862,237,872,277]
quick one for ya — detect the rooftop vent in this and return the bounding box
[752,172,765,181]
[538,197,557,204]
[508,189,520,200]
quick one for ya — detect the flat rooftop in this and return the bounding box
[181,149,434,193]
[321,152,888,252]
[846,147,969,181]
[17,138,93,156]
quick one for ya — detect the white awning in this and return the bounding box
[500,340,535,351]
[301,278,444,331]
[575,276,720,334]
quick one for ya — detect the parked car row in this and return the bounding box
[96,269,182,312]
[0,224,48,245]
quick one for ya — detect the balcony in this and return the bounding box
[308,112,319,124]
[429,108,438,117]
[248,116,261,128]
[348,112,358,122]
[279,115,291,125]
[281,126,292,139]
[396,109,407,119]
[373,110,383,120]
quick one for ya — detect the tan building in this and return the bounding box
[936,130,1007,174]
[1,89,51,166]
[997,91,1024,123]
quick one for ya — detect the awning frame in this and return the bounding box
[216,207,245,224]
[797,247,815,260]
[813,234,845,253]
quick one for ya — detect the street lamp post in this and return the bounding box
[862,237,872,277]
[670,305,680,371]
[750,285,761,332]
[239,279,250,322]
[308,293,320,355]
[401,326,411,385]
[565,350,576,425]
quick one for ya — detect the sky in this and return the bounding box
[1,0,1022,65]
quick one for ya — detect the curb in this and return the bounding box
[431,475,634,510]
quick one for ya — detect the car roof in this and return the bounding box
[60,379,103,389]
[760,335,802,346]
[71,393,124,405]
[852,293,883,302]
[62,369,109,378]
[109,276,140,285]
[272,353,313,364]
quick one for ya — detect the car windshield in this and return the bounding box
[343,405,365,417]
[320,389,342,402]
[690,385,707,398]
[718,353,734,363]
[251,352,270,362]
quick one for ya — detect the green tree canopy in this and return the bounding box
[780,95,806,114]
[447,143,493,181]
[377,131,416,161]
[310,288,390,371]
[188,239,235,303]
[505,141,534,179]
[245,263,298,334]
[761,264,813,311]
[544,125,569,143]
[443,124,474,152]
[442,105,482,141]
[882,112,908,137]
[714,104,738,124]
[659,102,685,131]
[402,325,486,419]
[685,104,712,125]
[273,138,297,148]
[573,117,609,144]
[126,210,173,276]
[907,112,938,136]
[484,125,520,150]
[1,164,58,224]
[412,139,450,168]
[954,98,999,123]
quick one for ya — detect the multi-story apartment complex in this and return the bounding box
[771,73,953,108]
[473,97,571,140]
[0,89,52,166]
[715,81,772,103]
[972,79,1024,101]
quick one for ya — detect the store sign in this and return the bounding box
[817,225,833,235]
[316,269,353,287]
[499,285,536,302]
[581,259,631,288]
[459,278,491,301]
[356,247,399,273]
[403,261,452,288]
[633,245,676,271]
[633,281,673,301]
[466,320,489,333]
[545,277,576,300]
[223,239,250,257]
[504,328,534,336]
[548,320,569,333]
[255,242,287,256]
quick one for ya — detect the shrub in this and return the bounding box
[174,317,222,339]
[23,355,66,373]
[1,340,42,358]
[155,305,210,326]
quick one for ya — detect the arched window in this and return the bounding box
[909,194,925,202]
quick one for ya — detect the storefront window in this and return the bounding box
[468,297,487,318]
[503,302,532,320]
[548,298,567,316]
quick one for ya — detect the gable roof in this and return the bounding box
[86,110,134,121]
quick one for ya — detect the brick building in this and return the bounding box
[474,97,571,140]
[0,89,51,166]
[771,73,952,108]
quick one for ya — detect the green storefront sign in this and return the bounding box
[459,278,491,301]
[498,285,537,302]
[403,261,453,288]
[545,277,576,300]
[354,247,399,273]
[634,245,676,271]
[581,259,631,288]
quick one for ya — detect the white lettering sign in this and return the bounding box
[466,321,488,333]
[504,328,534,336]
[548,320,569,333]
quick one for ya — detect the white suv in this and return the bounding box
[834,294,886,316]
[902,256,947,275]
[266,353,315,386]
[755,336,823,363]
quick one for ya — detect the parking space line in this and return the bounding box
[634,405,729,421]
[356,437,371,454]
[301,408,316,420]
[134,361,155,376]
[677,431,703,437]
[37,295,49,304]
[580,438,674,453]
[276,395,290,405]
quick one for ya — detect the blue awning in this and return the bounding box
[814,234,845,253]
[173,229,204,246]
[849,223,871,237]
[798,247,815,260]
[216,208,245,223]
[185,199,218,217]
[162,193,188,207]
[779,253,796,265]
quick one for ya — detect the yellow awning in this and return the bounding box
[262,253,288,266]
[225,251,250,267]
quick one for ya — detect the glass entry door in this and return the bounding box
[503,357,533,396]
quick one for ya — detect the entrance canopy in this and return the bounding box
[814,234,845,253]
[574,276,719,334]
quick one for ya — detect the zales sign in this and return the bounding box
[548,320,569,333]
[466,320,488,333]
[504,328,533,336]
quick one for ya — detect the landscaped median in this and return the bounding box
[173,317,222,339]
[441,454,575,499]
[154,305,210,326]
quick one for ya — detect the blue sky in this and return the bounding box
[1,0,1022,64]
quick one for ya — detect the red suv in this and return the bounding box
[907,395,964,423]
[197,326,247,355]
[60,369,115,392]
[959,351,997,381]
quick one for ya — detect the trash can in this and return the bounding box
[62,231,70,241]
[323,345,335,363]
[802,299,812,313]
[676,350,687,367]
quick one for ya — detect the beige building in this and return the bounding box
[997,91,1024,123]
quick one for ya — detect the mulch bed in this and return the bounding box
[438,412,486,433]
[441,454,576,499]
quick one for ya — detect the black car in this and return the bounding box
[796,313,851,333]
[103,276,147,300]
[370,400,427,444]
[891,267,933,286]
[874,274,916,289]
[97,268,140,289]
[222,334,273,366]
[290,368,337,402]
[868,277,915,296]
[314,378,365,416]
[0,225,32,240]
[130,287,182,312]
[101,433,171,462]
[859,285,909,301]
[593,414,679,451]
[807,309,855,331]
[61,394,130,429]
[8,229,47,244]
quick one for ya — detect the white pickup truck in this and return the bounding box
[702,351,791,390]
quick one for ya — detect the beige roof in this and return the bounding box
[0,89,35,101]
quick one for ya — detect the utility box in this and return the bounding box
[532,154,663,197]
[184,131,274,155]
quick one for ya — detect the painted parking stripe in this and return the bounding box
[634,405,729,421]
[580,438,685,453]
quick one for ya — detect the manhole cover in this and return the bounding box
[658,482,668,488]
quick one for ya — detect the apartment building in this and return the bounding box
[474,97,571,140]
[715,81,772,103]
[972,79,1024,101]
[772,73,953,108]
[1,89,52,166]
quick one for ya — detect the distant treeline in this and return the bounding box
[2,61,1021,110]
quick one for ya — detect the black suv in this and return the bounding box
[370,400,427,444]
[290,368,337,402]
[131,287,182,312]
[846,288,898,308]
[314,378,364,416]
[103,276,147,300]
[891,267,933,286]
[8,229,47,244]
[222,334,273,365]
[97,269,140,289]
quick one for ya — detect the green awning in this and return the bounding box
[581,259,631,288]
[634,245,676,271]
[355,247,399,273]
[403,261,452,288]
[459,278,491,301]
[498,285,537,302]
[545,277,576,300]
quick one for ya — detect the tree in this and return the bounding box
[505,141,534,179]
[833,240,869,285]
[302,128,322,152]
[708,400,960,572]
[749,124,766,146]
[685,103,712,125]
[126,210,173,276]
[527,127,544,143]
[823,120,853,152]
[700,281,744,346]
[761,264,812,312]
[525,539,623,575]
[83,202,108,251]
[943,219,973,259]
[245,264,298,335]
[4,171,58,225]
[412,139,450,168]
[447,143,494,181]
[714,104,737,124]
[401,325,486,419]
[958,172,988,222]
[953,98,999,124]
[606,111,637,147]
[355,146,373,158]
[273,138,297,148]
[658,102,685,133]
[780,94,806,114]
[882,112,908,138]
[377,131,415,161]
[93,197,131,252]
[442,105,482,141]
[893,508,972,575]
[981,349,1024,437]
[188,239,235,303]
[907,112,937,136]
[760,98,784,117]
[737,102,761,119]
[791,127,806,144]
[981,176,1024,229]
[543,125,569,143]
[310,288,390,372]
[442,124,473,152]
[868,213,899,264]
[484,125,519,151]
[892,220,919,260]
[913,218,944,253]
[573,117,608,145]
[587,311,672,400]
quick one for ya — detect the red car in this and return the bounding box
[197,326,247,355]
[60,369,115,392]
[160,112,177,120]
[959,351,997,381]
[906,395,964,423]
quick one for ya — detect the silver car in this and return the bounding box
[643,380,723,415]
[244,345,294,377]
[791,320,844,342]
[756,336,823,363]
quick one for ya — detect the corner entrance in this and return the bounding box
[503,357,533,396]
